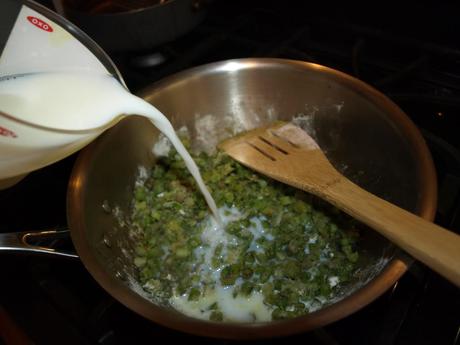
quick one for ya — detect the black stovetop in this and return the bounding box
[0,1,459,344]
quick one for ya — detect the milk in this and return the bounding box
[0,72,219,220]
[170,287,272,322]
[169,206,274,322]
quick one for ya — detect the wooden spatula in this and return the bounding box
[219,122,460,287]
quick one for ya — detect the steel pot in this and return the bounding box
[55,0,208,52]
[0,58,437,339]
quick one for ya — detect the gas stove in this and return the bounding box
[0,1,459,344]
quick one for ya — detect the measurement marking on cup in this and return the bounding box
[0,126,17,138]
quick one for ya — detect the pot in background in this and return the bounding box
[55,0,208,52]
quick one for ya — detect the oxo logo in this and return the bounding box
[27,16,53,32]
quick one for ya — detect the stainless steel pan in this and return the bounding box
[0,58,437,339]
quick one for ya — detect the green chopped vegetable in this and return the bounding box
[125,131,361,322]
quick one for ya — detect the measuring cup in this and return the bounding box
[0,0,125,188]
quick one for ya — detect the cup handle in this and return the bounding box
[0,229,78,259]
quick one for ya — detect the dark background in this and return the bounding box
[0,1,459,344]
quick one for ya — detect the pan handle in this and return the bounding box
[0,229,78,259]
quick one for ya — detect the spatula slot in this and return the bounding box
[246,141,276,161]
[269,130,300,148]
[257,136,289,155]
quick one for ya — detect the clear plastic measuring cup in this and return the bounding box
[0,0,125,187]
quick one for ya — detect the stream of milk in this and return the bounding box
[0,72,220,221]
